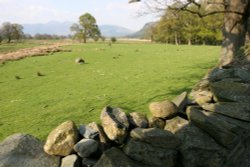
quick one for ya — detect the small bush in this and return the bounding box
[111,37,117,43]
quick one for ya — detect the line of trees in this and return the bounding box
[0,22,71,43]
[31,34,70,40]
[0,22,24,43]
[151,6,223,45]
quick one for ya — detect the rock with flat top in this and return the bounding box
[94,147,143,167]
[130,128,180,149]
[201,102,250,122]
[175,123,227,167]
[210,81,250,102]
[186,106,238,148]
[123,139,177,167]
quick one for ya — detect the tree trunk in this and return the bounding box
[245,18,250,43]
[219,0,250,66]
[7,37,11,43]
[175,32,179,45]
[188,39,192,45]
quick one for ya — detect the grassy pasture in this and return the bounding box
[0,43,220,140]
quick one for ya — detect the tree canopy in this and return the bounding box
[70,13,101,43]
[0,22,24,43]
[152,6,223,45]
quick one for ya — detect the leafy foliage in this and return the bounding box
[70,13,101,43]
[111,37,117,43]
[0,22,24,43]
[151,5,223,45]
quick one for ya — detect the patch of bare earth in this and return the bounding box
[0,43,71,63]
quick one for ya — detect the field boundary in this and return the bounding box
[0,43,71,63]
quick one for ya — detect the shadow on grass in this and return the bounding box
[182,60,218,70]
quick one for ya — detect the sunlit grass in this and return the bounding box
[0,43,220,140]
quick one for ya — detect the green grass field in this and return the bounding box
[0,43,220,141]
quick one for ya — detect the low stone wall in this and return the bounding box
[1,64,250,167]
[0,43,71,63]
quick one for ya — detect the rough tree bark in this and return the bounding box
[220,0,250,66]
[246,18,250,43]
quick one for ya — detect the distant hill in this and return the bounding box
[23,21,135,37]
[99,25,135,37]
[23,21,73,36]
[128,22,157,39]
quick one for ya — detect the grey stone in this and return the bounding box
[82,158,98,167]
[94,147,143,167]
[186,106,238,148]
[234,67,250,83]
[149,117,165,129]
[87,122,111,151]
[130,128,180,149]
[215,113,250,132]
[194,90,213,105]
[123,139,177,167]
[208,67,234,82]
[149,100,178,119]
[44,120,79,156]
[190,79,210,100]
[79,125,99,139]
[74,139,98,158]
[164,116,189,133]
[222,134,250,167]
[0,133,60,167]
[128,112,148,128]
[172,91,188,112]
[75,58,85,64]
[175,123,227,167]
[100,106,129,144]
[210,80,250,102]
[202,102,250,122]
[61,154,81,167]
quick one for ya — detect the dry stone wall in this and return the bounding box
[1,64,250,167]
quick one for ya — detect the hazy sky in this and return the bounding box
[0,0,156,30]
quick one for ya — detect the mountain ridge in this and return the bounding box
[22,21,136,37]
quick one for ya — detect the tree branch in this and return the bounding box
[170,5,244,18]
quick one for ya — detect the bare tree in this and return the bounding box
[130,0,250,67]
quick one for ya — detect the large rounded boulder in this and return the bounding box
[44,120,79,156]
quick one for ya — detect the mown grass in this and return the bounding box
[0,43,220,141]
